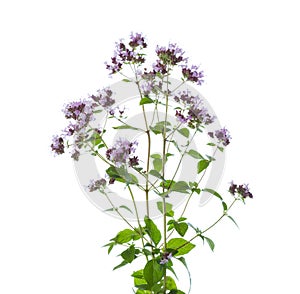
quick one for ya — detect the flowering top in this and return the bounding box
[106,138,139,167]
[90,88,115,110]
[62,99,95,132]
[105,33,147,75]
[229,182,253,199]
[51,135,65,155]
[173,91,215,127]
[87,178,107,192]
[182,64,204,86]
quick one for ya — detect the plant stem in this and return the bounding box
[175,198,238,252]
[161,73,171,294]
[127,185,149,261]
[135,73,151,217]
[180,146,218,217]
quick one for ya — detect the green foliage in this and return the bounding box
[140,97,154,105]
[203,188,223,200]
[113,125,139,130]
[165,276,177,290]
[121,245,136,263]
[144,216,161,246]
[143,260,164,287]
[177,127,190,138]
[187,149,204,159]
[174,222,188,237]
[204,237,215,251]
[157,201,174,217]
[197,160,210,173]
[167,238,195,256]
[111,229,140,244]
[150,121,171,135]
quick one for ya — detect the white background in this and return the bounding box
[1,0,300,293]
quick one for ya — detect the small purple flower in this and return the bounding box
[173,91,214,127]
[51,135,65,155]
[90,88,115,110]
[229,181,253,199]
[141,80,155,96]
[182,64,204,86]
[62,99,95,132]
[106,138,138,167]
[70,147,80,161]
[105,33,147,75]
[208,132,214,138]
[229,181,238,195]
[215,128,231,146]
[129,156,139,167]
[156,44,187,65]
[87,178,107,192]
[175,110,188,123]
[160,252,172,265]
[129,32,147,49]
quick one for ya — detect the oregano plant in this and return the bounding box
[51,32,253,294]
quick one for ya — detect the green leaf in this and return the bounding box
[156,202,174,217]
[143,260,164,287]
[113,260,128,270]
[167,238,195,256]
[112,229,140,244]
[121,245,135,263]
[153,158,162,172]
[207,142,216,146]
[178,217,187,222]
[150,153,161,159]
[177,257,191,294]
[150,121,171,135]
[177,128,190,138]
[174,222,188,237]
[218,146,224,152]
[187,149,204,159]
[103,241,115,254]
[197,160,210,174]
[203,188,223,200]
[132,269,144,279]
[171,181,190,193]
[160,179,175,190]
[204,237,215,251]
[222,201,227,211]
[119,205,133,214]
[122,78,132,82]
[113,125,139,130]
[166,276,177,290]
[149,169,162,179]
[169,289,185,294]
[227,215,239,228]
[144,216,161,246]
[106,166,125,183]
[140,97,154,105]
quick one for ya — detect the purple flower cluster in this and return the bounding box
[90,88,115,110]
[160,252,172,265]
[105,33,147,74]
[182,64,204,86]
[51,98,97,159]
[153,43,187,74]
[106,138,139,167]
[87,178,107,192]
[208,128,231,146]
[173,91,215,127]
[62,99,95,132]
[229,182,253,199]
[51,135,65,155]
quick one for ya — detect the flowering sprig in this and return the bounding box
[51,32,253,294]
